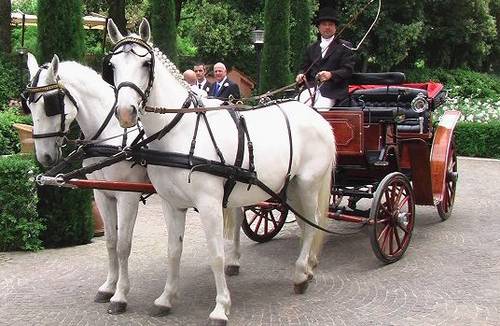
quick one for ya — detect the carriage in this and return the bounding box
[242,71,460,263]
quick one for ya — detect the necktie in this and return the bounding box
[198,83,202,89]
[214,83,220,96]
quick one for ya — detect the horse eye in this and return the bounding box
[143,61,151,67]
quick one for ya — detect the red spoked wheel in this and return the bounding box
[242,200,288,243]
[437,140,458,221]
[368,172,415,264]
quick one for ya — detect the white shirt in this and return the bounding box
[190,84,207,97]
[320,36,334,58]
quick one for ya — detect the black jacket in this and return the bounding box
[208,78,241,99]
[301,38,354,101]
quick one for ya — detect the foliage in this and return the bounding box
[290,0,312,74]
[259,0,292,92]
[421,0,496,70]
[11,26,38,57]
[0,53,23,107]
[437,97,500,124]
[37,0,85,62]
[37,184,94,248]
[0,154,44,251]
[177,0,261,78]
[454,121,500,159]
[0,107,32,155]
[0,0,12,54]
[405,68,500,99]
[11,0,37,14]
[150,0,178,63]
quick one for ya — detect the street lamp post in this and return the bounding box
[251,29,264,91]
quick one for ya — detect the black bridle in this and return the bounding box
[106,37,156,113]
[21,66,79,140]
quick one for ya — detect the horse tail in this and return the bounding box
[223,207,235,240]
[310,153,335,263]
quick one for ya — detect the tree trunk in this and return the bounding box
[0,0,12,54]
[108,0,127,35]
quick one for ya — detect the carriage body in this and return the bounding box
[243,72,460,263]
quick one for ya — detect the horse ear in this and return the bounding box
[47,54,60,81]
[107,18,124,44]
[26,52,39,78]
[138,18,151,43]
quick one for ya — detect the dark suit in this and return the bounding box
[208,78,241,99]
[301,38,354,101]
[198,79,212,94]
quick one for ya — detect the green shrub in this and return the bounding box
[0,54,23,106]
[455,121,500,159]
[405,68,500,99]
[37,185,94,248]
[0,107,32,155]
[0,154,45,251]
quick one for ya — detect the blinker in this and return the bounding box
[43,91,65,117]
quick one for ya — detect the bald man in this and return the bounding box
[207,62,240,99]
[183,69,207,97]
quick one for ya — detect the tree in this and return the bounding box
[38,0,85,62]
[422,0,496,70]
[259,0,291,92]
[150,0,178,63]
[0,0,12,54]
[108,0,127,35]
[290,0,312,74]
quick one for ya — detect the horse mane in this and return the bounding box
[124,33,190,91]
[152,47,190,91]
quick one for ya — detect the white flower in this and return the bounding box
[223,83,229,87]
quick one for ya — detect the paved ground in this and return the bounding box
[1,157,499,326]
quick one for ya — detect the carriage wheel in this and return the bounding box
[242,201,288,243]
[437,139,458,221]
[368,172,415,264]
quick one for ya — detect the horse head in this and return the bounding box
[24,53,78,167]
[107,18,153,128]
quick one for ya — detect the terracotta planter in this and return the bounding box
[13,123,35,153]
[92,201,105,237]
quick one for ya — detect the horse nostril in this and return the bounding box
[43,154,54,166]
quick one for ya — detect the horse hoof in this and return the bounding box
[225,265,240,276]
[150,305,171,317]
[294,280,309,294]
[107,301,127,315]
[94,291,114,303]
[208,319,227,326]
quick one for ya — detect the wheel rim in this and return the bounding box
[371,174,415,262]
[243,202,287,242]
[438,145,457,219]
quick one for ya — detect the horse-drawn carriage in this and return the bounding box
[242,72,460,263]
[23,18,460,324]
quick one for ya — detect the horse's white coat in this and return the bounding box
[108,18,336,323]
[26,53,149,310]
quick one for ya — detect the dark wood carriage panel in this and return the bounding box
[321,110,364,156]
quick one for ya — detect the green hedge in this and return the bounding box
[0,54,23,108]
[0,154,45,251]
[455,121,500,159]
[0,107,32,155]
[405,68,500,99]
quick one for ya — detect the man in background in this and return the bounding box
[183,69,208,97]
[193,63,212,94]
[208,62,241,99]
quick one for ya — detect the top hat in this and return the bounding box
[316,7,339,25]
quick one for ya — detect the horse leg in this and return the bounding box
[198,203,231,324]
[94,191,118,303]
[225,208,244,276]
[287,179,321,294]
[107,194,140,314]
[152,201,187,317]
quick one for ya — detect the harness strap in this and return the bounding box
[90,104,117,141]
[276,104,293,199]
[188,113,203,166]
[222,109,245,207]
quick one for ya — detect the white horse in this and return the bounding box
[107,18,336,324]
[25,53,150,314]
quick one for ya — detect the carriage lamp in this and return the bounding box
[411,93,429,113]
[251,29,265,90]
